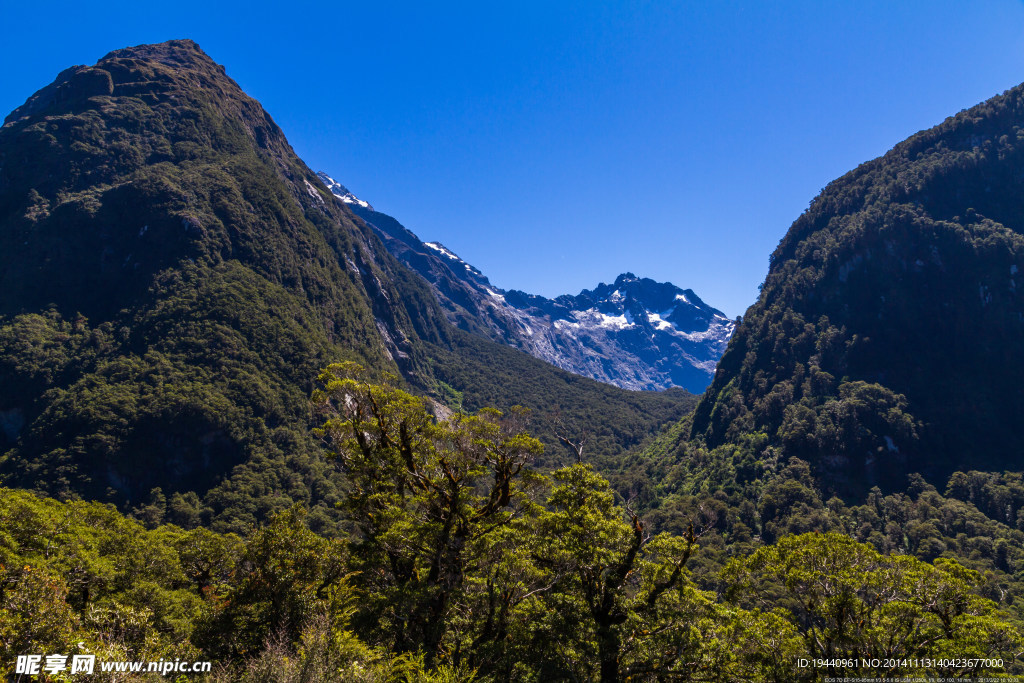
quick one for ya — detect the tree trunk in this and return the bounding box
[597,622,620,683]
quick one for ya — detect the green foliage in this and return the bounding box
[313,361,545,665]
[726,532,1024,677]
[2,368,1022,681]
[0,487,214,676]
[199,506,349,658]
[641,453,1024,631]
[0,41,417,531]
[423,332,696,479]
[6,39,1024,682]
[616,85,1024,675]
[309,370,1023,681]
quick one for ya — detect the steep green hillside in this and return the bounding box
[0,40,694,531]
[0,350,700,679]
[0,40,451,528]
[684,83,1024,496]
[625,83,1024,633]
[3,384,1019,680]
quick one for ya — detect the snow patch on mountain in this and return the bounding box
[425,242,461,261]
[316,172,373,210]
[647,312,673,331]
[580,310,631,330]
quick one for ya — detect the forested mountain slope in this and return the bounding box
[0,40,693,531]
[611,84,1024,649]
[680,83,1024,496]
[3,39,1023,682]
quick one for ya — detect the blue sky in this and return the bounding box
[3,1,1024,317]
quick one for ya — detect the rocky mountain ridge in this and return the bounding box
[317,172,734,392]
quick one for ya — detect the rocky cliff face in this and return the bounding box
[500,275,733,392]
[320,173,734,392]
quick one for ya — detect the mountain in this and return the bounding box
[0,40,695,529]
[0,39,456,522]
[496,274,733,392]
[317,173,734,393]
[666,81,1024,497]
[318,172,373,210]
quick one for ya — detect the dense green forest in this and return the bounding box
[595,71,1024,683]
[2,367,1020,681]
[684,82,1024,493]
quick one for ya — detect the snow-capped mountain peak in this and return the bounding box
[318,171,734,392]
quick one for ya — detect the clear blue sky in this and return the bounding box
[4,1,1024,317]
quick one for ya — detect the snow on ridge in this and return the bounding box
[597,313,630,330]
[316,171,373,209]
[424,242,488,277]
[666,319,734,344]
[424,242,462,261]
[340,195,371,209]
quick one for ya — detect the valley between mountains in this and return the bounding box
[318,172,735,393]
[1,39,1023,681]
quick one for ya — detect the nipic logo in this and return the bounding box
[14,653,211,676]
[15,654,96,675]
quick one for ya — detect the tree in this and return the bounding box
[724,532,1024,677]
[533,464,702,683]
[312,362,544,666]
[198,506,349,658]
